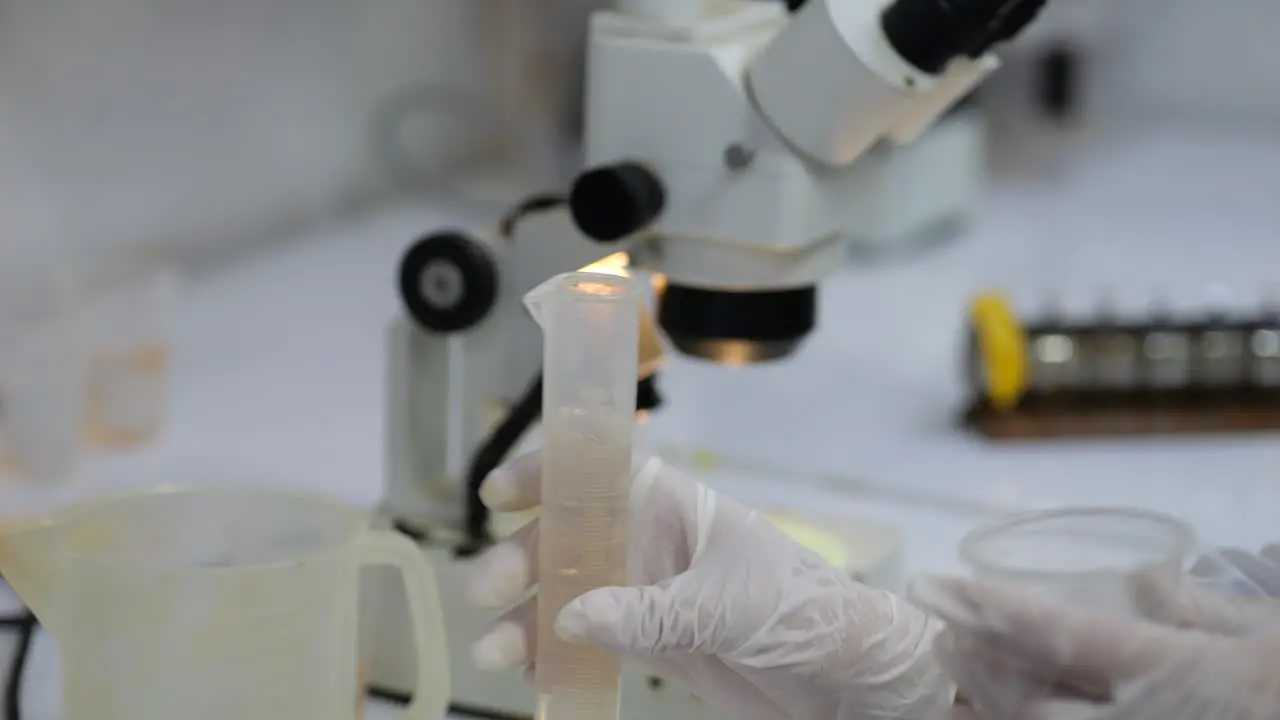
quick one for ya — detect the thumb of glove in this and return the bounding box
[556,584,689,655]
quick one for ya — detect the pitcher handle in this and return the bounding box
[358,532,450,720]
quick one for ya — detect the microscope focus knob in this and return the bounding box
[569,162,665,243]
[398,231,498,334]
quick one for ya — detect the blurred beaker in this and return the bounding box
[958,506,1195,615]
[80,250,178,448]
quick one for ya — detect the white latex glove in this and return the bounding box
[1131,544,1280,636]
[467,450,953,720]
[912,561,1280,720]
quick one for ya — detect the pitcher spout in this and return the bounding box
[0,518,60,632]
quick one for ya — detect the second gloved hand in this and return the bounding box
[1130,544,1280,635]
[912,558,1280,720]
[467,450,953,720]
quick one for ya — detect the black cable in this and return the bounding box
[499,195,566,239]
[459,373,545,556]
[368,686,532,720]
[380,371,662,711]
[3,612,35,720]
[637,374,663,413]
[457,371,664,555]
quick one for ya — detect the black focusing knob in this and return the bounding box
[569,162,665,243]
[398,230,498,334]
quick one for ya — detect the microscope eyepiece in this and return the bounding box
[657,284,817,364]
[882,0,1049,75]
[570,162,666,243]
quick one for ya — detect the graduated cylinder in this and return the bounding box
[524,271,639,720]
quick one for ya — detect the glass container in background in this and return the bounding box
[79,250,178,448]
[0,256,88,481]
[373,0,610,209]
[957,506,1195,615]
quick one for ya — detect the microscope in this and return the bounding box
[364,0,1048,717]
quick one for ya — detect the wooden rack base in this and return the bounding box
[964,397,1280,440]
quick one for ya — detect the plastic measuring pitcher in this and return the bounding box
[0,484,449,720]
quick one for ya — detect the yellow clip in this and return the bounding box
[969,292,1028,410]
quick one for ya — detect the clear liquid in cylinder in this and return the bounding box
[536,420,630,720]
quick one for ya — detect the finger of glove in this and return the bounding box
[934,708,984,720]
[468,520,539,609]
[556,582,694,655]
[1092,651,1257,720]
[479,450,542,512]
[942,627,1114,712]
[912,576,1187,681]
[938,629,1034,719]
[1261,544,1280,566]
[942,625,1059,712]
[472,596,537,671]
[670,657,792,720]
[1195,548,1280,596]
[1131,558,1280,636]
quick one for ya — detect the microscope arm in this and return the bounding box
[385,202,633,544]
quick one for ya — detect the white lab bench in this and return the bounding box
[6,125,1280,718]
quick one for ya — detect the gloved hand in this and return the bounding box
[1130,544,1280,636]
[467,450,954,720]
[911,549,1280,720]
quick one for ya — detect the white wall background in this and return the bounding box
[1005,0,1280,129]
[1098,0,1280,128]
[0,0,600,269]
[2,0,1277,269]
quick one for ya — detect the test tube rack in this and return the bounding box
[962,292,1280,440]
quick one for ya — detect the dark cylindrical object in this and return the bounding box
[658,284,817,364]
[398,231,499,334]
[882,0,1048,75]
[1037,44,1080,120]
[569,162,665,243]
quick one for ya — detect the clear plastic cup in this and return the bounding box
[958,507,1196,615]
[79,250,178,448]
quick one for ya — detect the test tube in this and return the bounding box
[524,271,639,720]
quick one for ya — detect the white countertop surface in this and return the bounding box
[6,125,1280,718]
